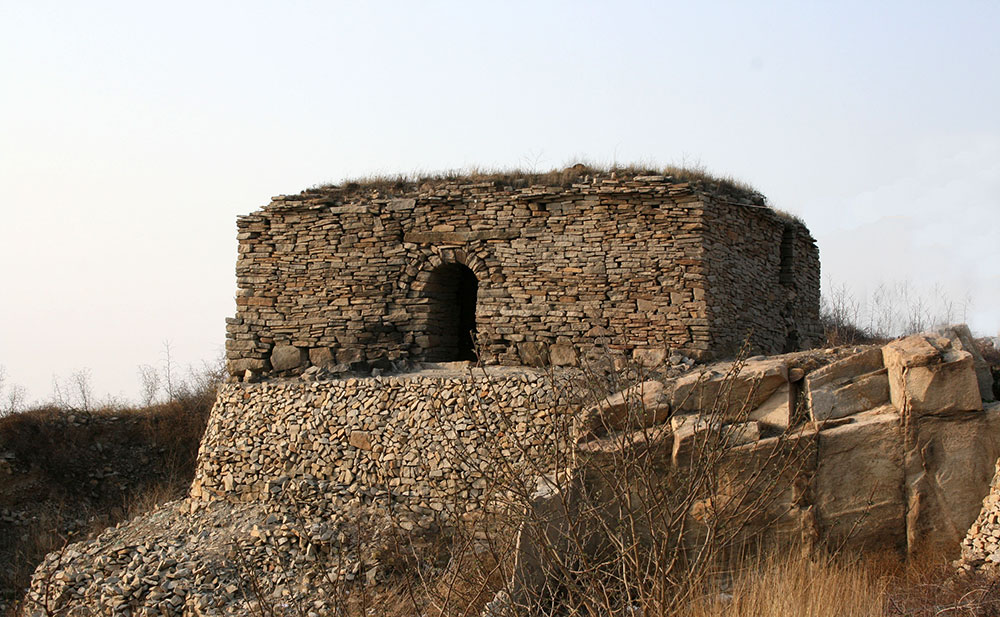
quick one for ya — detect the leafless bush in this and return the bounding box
[0,367,28,418]
[821,279,975,347]
[137,364,161,406]
[309,345,814,617]
[49,369,95,412]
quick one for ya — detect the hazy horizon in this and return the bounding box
[2,1,997,406]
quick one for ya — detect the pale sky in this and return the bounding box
[1,1,998,405]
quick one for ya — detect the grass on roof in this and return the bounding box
[309,162,766,205]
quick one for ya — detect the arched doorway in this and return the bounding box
[424,263,478,361]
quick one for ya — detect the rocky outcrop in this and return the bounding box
[539,325,998,570]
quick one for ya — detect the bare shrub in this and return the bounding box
[0,367,27,418]
[137,363,161,406]
[821,279,976,347]
[314,345,815,617]
[49,369,95,412]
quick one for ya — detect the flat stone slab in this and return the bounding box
[806,347,889,421]
[814,412,905,551]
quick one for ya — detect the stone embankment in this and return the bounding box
[190,366,583,514]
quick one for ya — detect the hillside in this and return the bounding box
[0,388,214,615]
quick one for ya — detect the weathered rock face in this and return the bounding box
[568,326,997,559]
[883,334,983,416]
[908,408,1000,555]
[227,175,821,380]
[813,410,904,551]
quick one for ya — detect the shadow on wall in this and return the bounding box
[422,263,478,362]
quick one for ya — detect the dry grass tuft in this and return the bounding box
[685,552,888,617]
[307,162,766,205]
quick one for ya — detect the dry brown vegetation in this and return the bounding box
[0,382,217,614]
[308,162,765,205]
[314,547,1000,617]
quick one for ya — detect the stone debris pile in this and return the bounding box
[190,367,581,514]
[25,491,415,617]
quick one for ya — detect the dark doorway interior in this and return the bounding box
[424,263,478,361]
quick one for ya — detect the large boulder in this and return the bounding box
[308,347,338,370]
[670,358,788,418]
[576,380,670,440]
[805,347,889,421]
[750,382,794,429]
[882,334,982,417]
[270,345,306,372]
[813,410,906,552]
[905,404,1000,555]
[508,474,593,611]
[671,417,760,466]
[932,324,995,403]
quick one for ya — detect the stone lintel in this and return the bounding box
[403,229,520,244]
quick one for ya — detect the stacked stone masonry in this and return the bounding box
[226,174,821,380]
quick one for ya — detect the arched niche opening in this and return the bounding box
[423,263,478,362]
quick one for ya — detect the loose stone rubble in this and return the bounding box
[25,491,412,617]
[190,367,582,513]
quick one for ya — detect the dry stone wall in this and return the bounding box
[701,204,820,355]
[190,369,581,514]
[227,175,820,380]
